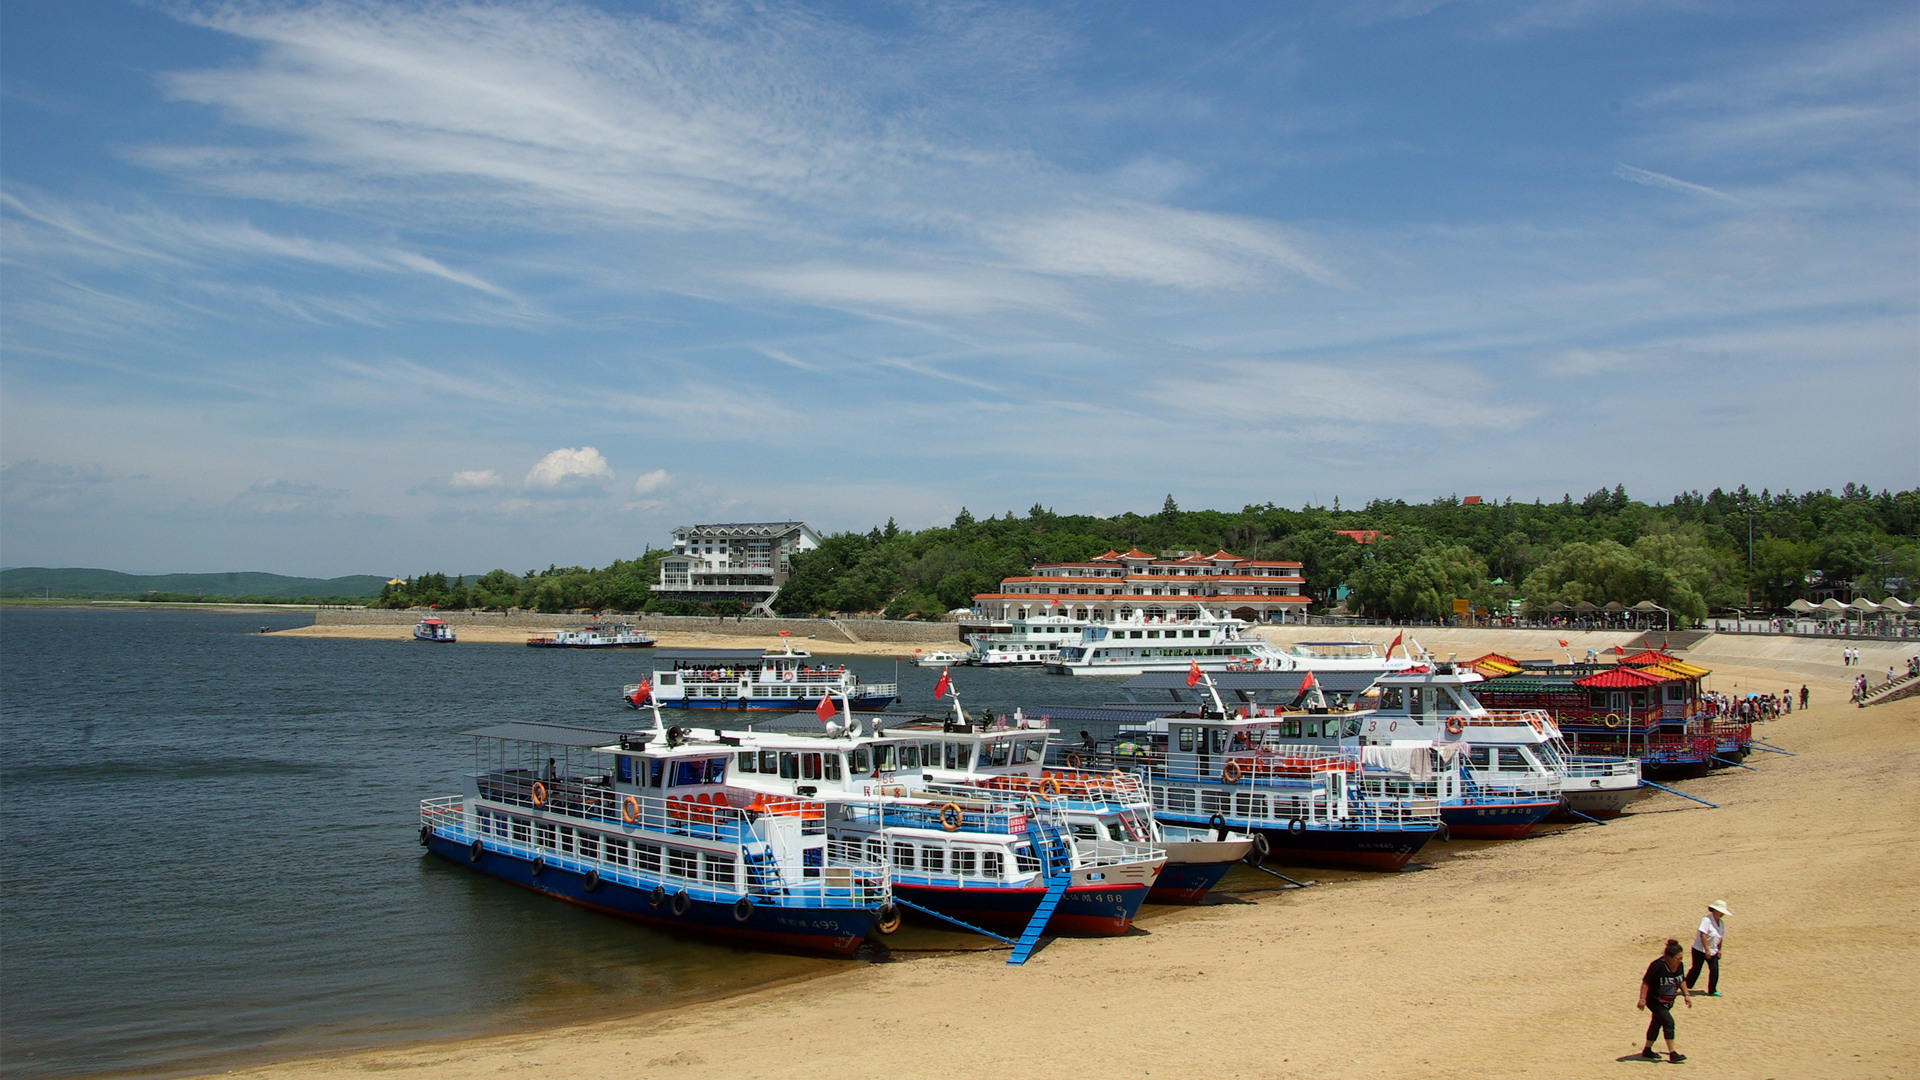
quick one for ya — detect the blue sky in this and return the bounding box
[3,0,1914,577]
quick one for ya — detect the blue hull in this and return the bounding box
[424,833,877,957]
[1159,811,1438,872]
[1439,800,1558,839]
[1146,859,1236,905]
[894,880,1147,936]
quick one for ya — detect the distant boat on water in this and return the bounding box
[413,617,457,642]
[526,621,656,649]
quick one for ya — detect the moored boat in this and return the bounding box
[526,621,656,648]
[1046,611,1291,677]
[622,643,897,712]
[413,616,456,642]
[910,649,971,668]
[418,719,891,957]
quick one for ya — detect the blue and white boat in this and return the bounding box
[622,642,897,712]
[413,616,456,642]
[526,621,655,648]
[418,717,891,957]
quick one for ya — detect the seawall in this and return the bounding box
[311,608,964,645]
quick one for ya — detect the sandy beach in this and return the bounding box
[274,623,939,657]
[210,640,1918,1080]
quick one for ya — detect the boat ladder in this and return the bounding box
[1008,820,1073,965]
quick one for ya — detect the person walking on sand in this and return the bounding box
[1637,939,1692,1062]
[1800,684,1810,709]
[1688,900,1729,996]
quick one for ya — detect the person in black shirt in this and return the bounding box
[1636,938,1693,1062]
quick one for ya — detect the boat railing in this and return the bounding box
[1560,755,1641,780]
[1146,774,1440,828]
[842,797,1056,837]
[421,796,890,909]
[473,771,771,844]
[957,770,1149,807]
[1465,709,1557,729]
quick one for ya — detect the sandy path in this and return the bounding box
[224,674,1918,1080]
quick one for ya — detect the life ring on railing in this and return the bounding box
[939,803,964,832]
[1602,713,1622,729]
[623,796,641,824]
[671,889,692,917]
[732,896,754,923]
[531,781,548,806]
[1445,716,1465,735]
[583,869,600,893]
[1065,752,1082,769]
[874,902,901,935]
[1040,776,1061,798]
[1221,760,1244,784]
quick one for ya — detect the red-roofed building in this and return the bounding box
[969,548,1310,624]
[1334,529,1384,545]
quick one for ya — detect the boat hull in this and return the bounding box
[1145,859,1239,905]
[1439,799,1558,839]
[1551,786,1654,820]
[424,834,877,958]
[528,641,655,649]
[630,693,899,712]
[892,880,1148,936]
[1159,812,1437,872]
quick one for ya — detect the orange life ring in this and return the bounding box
[939,803,964,832]
[1445,716,1465,735]
[1221,760,1244,784]
[1039,776,1061,798]
[1065,752,1083,769]
[622,796,641,824]
[531,781,548,806]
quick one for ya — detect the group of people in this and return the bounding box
[1636,900,1729,1063]
[1700,687,1805,721]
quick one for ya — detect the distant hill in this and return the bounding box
[0,567,390,599]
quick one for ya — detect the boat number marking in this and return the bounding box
[1389,721,1398,732]
[1367,721,1377,733]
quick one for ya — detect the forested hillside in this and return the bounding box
[0,567,388,601]
[369,485,1918,623]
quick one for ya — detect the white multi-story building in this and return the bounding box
[970,548,1310,625]
[654,522,820,614]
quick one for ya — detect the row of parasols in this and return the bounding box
[1521,599,1671,614]
[1784,596,1917,618]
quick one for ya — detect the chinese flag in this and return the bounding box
[1388,632,1403,657]
[1613,645,1626,655]
[815,694,835,723]
[1301,669,1317,690]
[629,679,651,705]
[1557,639,1569,648]
[1186,661,1202,687]
[933,669,951,699]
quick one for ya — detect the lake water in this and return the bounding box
[0,608,1158,1079]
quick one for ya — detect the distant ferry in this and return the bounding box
[623,642,897,711]
[910,650,971,668]
[413,617,456,643]
[1045,612,1289,677]
[968,613,1088,667]
[526,622,656,649]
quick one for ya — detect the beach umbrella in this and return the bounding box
[1819,598,1849,613]
[1573,601,1598,612]
[1546,601,1569,612]
[1849,597,1882,614]
[1602,601,1627,613]
[1786,598,1818,614]
[1878,596,1915,616]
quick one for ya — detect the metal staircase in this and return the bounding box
[1007,819,1073,966]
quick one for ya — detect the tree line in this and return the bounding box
[374,485,1918,624]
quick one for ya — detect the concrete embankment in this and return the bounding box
[289,609,963,653]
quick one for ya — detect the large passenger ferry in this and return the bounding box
[1045,612,1290,677]
[418,718,891,956]
[967,613,1089,667]
[622,643,898,712]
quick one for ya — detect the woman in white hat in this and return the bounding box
[1687,900,1729,996]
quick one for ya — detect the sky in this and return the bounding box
[3,0,1915,577]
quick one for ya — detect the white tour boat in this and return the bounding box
[526,621,657,648]
[413,616,457,642]
[910,649,971,668]
[967,613,1090,667]
[1044,611,1290,677]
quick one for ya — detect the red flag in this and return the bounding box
[1388,632,1403,658]
[1186,661,1202,687]
[815,694,836,723]
[933,669,951,699]
[628,679,652,706]
[1301,669,1317,690]
[1613,645,1626,656]
[1557,639,1569,648]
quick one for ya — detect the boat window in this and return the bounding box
[1497,748,1529,770]
[672,760,707,787]
[1466,747,1491,768]
[578,831,599,860]
[945,743,968,770]
[603,836,628,866]
[779,752,799,779]
[759,750,778,773]
[1166,789,1196,812]
[825,754,843,781]
[617,756,634,783]
[1106,821,1126,841]
[1210,728,1230,754]
[556,826,575,854]
[891,843,915,869]
[659,673,677,686]
[737,752,757,773]
[666,847,698,878]
[874,744,898,772]
[702,853,736,886]
[982,851,1004,879]
[1177,726,1195,753]
[1070,823,1100,841]
[952,848,978,876]
[648,759,665,789]
[1589,691,1608,708]
[1011,843,1039,874]
[866,839,885,864]
[802,753,823,780]
[898,744,920,769]
[1278,719,1300,738]
[921,845,945,873]
[1629,690,1648,709]
[922,742,942,766]
[632,842,661,873]
[1010,739,1035,765]
[851,747,872,773]
[510,817,532,844]
[1378,687,1405,711]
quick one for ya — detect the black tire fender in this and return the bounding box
[1287,817,1305,835]
[732,896,754,923]
[671,889,693,917]
[468,839,484,862]
[583,869,601,893]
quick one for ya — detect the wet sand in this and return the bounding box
[214,646,1918,1080]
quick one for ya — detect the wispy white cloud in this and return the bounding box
[450,469,503,490]
[525,446,611,489]
[1612,164,1742,204]
[630,469,671,495]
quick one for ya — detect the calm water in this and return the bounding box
[0,609,1144,1079]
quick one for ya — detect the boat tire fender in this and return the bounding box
[1436,822,1451,842]
[530,857,544,877]
[419,826,430,847]
[1250,833,1271,858]
[583,869,600,893]
[649,885,666,908]
[1208,813,1227,841]
[732,897,753,923]
[468,839,484,862]
[671,889,693,917]
[939,803,964,832]
[1287,817,1305,836]
[1445,716,1465,735]
[874,902,901,935]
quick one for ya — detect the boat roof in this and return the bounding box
[1017,703,1192,725]
[655,648,782,663]
[460,721,641,747]
[1123,670,1384,693]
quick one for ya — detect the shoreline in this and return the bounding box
[271,623,934,657]
[196,647,1917,1080]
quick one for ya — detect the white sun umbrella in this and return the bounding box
[1786,598,1819,614]
[1879,596,1915,616]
